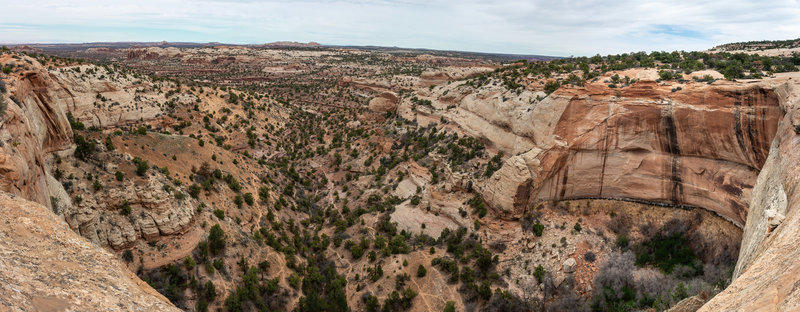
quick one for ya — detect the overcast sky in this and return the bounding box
[1,0,799,56]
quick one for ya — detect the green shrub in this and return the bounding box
[658,70,674,80]
[104,136,114,151]
[73,134,96,161]
[533,265,545,283]
[243,192,254,206]
[133,157,148,176]
[119,200,131,215]
[208,224,226,255]
[532,222,544,237]
[544,80,560,94]
[417,265,427,278]
[635,232,699,275]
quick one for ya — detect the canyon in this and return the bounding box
[1,43,800,311]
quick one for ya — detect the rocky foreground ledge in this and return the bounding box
[0,192,179,311]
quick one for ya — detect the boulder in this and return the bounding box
[562,258,577,273]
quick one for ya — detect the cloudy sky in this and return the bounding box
[1,0,799,56]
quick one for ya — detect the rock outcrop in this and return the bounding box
[0,54,73,209]
[700,74,800,311]
[48,64,169,128]
[368,92,399,113]
[410,78,783,227]
[402,70,800,310]
[0,192,179,311]
[62,173,196,249]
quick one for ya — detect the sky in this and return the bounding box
[0,0,799,56]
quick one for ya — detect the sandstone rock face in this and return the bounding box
[0,54,73,209]
[47,64,170,128]
[700,73,800,311]
[368,92,399,113]
[403,72,800,310]
[0,192,179,311]
[416,80,782,226]
[60,168,196,249]
[1,55,193,249]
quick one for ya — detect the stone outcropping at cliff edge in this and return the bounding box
[0,192,179,311]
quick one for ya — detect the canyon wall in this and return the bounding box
[0,54,180,310]
[0,55,73,209]
[420,80,783,227]
[408,71,800,310]
[700,75,800,311]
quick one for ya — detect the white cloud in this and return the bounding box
[0,0,798,56]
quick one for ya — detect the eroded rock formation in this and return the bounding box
[414,80,783,227]
[0,54,73,209]
[0,192,179,311]
[403,70,800,310]
[700,75,800,311]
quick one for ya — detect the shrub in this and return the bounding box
[67,112,85,130]
[122,250,134,263]
[104,136,114,151]
[616,234,630,248]
[133,157,148,176]
[635,231,699,275]
[545,80,560,94]
[115,171,124,181]
[184,256,196,270]
[364,295,380,312]
[243,192,254,206]
[592,251,636,310]
[132,125,147,135]
[534,265,545,283]
[189,184,201,198]
[531,222,545,237]
[288,273,301,289]
[208,224,226,255]
[258,186,270,203]
[417,265,427,278]
[658,70,675,80]
[119,200,131,215]
[584,251,596,263]
[73,134,96,161]
[607,211,632,235]
[213,209,225,220]
[467,194,487,218]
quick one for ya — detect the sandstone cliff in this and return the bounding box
[0,54,73,210]
[403,76,783,227]
[0,53,185,309]
[401,69,800,310]
[700,73,800,311]
[0,192,179,311]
